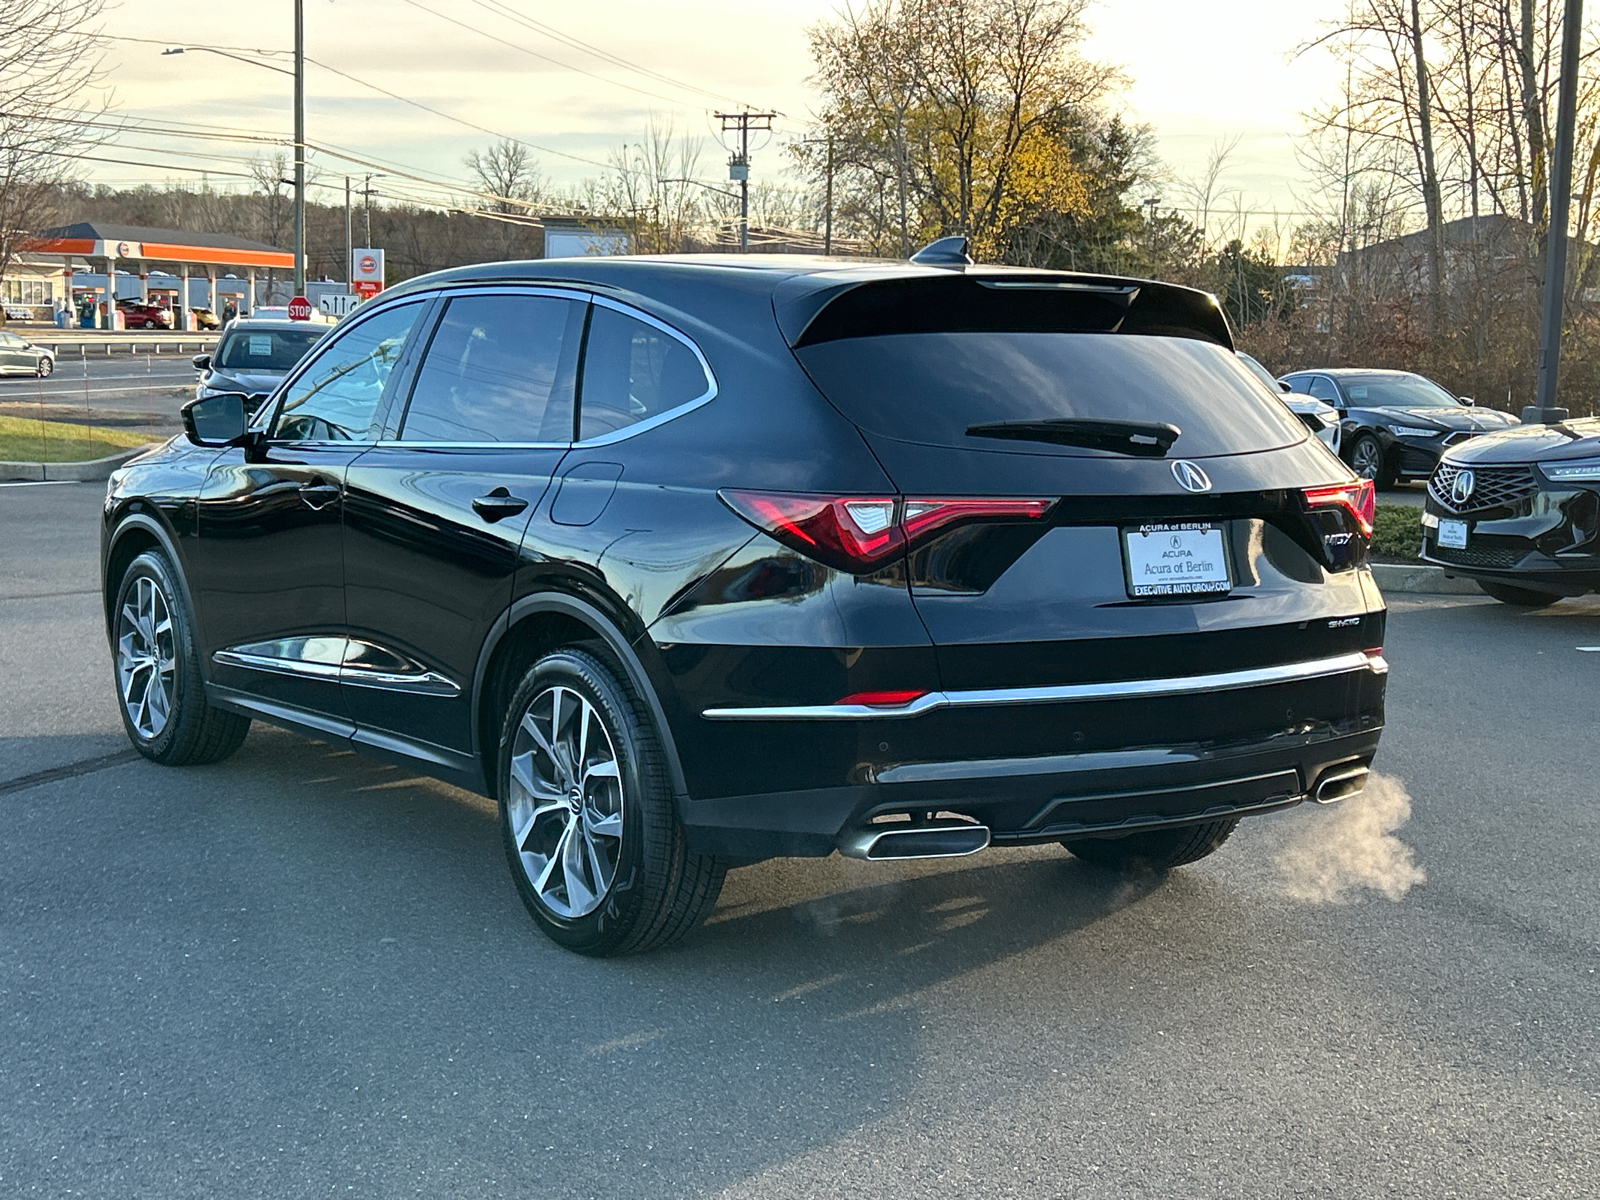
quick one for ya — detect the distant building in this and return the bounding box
[540,216,632,258]
[1335,214,1542,302]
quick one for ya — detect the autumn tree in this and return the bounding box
[800,0,1117,261]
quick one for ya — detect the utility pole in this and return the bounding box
[293,0,305,296]
[344,176,352,284]
[360,174,379,247]
[1528,0,1583,424]
[824,134,834,256]
[1144,196,1161,265]
[715,110,776,252]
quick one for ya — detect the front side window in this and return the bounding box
[274,302,424,442]
[399,294,585,443]
[1308,376,1342,404]
[578,305,711,441]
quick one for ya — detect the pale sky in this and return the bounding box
[91,0,1346,239]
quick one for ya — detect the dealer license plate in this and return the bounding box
[1438,518,1468,550]
[1122,523,1231,598]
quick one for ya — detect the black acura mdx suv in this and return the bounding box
[102,250,1388,955]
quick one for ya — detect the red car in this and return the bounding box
[115,298,174,330]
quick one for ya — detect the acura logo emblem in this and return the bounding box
[1451,469,1476,504]
[1171,460,1212,493]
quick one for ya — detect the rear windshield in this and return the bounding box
[215,327,326,373]
[796,332,1307,458]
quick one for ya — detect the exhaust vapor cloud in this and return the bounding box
[1273,773,1426,903]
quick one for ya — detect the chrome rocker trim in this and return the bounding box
[701,651,1388,721]
[214,636,461,697]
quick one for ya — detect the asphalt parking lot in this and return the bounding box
[2,480,1597,1198]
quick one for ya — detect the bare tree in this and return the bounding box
[464,139,545,214]
[0,0,108,322]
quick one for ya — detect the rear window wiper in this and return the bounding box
[965,418,1181,457]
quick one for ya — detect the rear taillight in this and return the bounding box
[719,490,1055,574]
[1303,480,1375,537]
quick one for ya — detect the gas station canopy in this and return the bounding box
[26,222,293,273]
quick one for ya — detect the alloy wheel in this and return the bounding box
[1351,437,1382,480]
[36,357,52,377]
[506,684,625,919]
[116,575,176,739]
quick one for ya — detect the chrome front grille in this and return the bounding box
[1429,463,1538,513]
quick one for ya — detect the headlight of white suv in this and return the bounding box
[1543,459,1600,481]
[1387,424,1440,438]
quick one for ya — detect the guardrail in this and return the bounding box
[32,332,220,357]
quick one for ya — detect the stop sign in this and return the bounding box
[287,295,312,321]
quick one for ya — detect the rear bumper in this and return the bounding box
[679,654,1387,858]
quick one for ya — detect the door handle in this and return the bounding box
[298,483,341,511]
[471,487,530,524]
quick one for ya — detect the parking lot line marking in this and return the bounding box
[0,749,139,797]
[0,480,80,488]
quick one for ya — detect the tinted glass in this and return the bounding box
[578,306,711,440]
[275,302,423,442]
[1340,374,1459,408]
[1308,376,1341,403]
[216,326,327,372]
[797,333,1307,457]
[0,333,22,347]
[400,294,584,443]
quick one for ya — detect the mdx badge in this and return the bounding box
[1451,469,1476,505]
[1171,460,1212,493]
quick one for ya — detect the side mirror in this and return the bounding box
[181,392,250,447]
[1278,381,1292,392]
[1458,395,1476,406]
[191,353,211,371]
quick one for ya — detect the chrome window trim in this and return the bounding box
[364,284,719,450]
[700,651,1388,721]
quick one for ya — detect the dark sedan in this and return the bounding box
[1422,418,1600,605]
[102,249,1386,955]
[1281,368,1518,487]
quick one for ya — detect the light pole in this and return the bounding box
[1528,0,1584,424]
[162,21,305,294]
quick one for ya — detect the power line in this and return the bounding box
[467,0,762,109]
[399,0,716,111]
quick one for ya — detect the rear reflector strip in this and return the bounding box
[701,651,1389,720]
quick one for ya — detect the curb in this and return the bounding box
[0,443,160,484]
[1371,562,1483,595]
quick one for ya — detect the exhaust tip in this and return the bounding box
[1312,764,1369,805]
[840,820,991,861]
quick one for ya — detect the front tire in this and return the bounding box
[1477,580,1563,608]
[497,647,725,956]
[36,357,52,378]
[1063,819,1238,872]
[112,551,250,765]
[1347,433,1396,489]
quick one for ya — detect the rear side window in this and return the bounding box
[400,294,585,443]
[578,306,711,441]
[795,333,1307,458]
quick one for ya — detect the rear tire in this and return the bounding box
[1063,819,1238,872]
[112,550,251,765]
[1477,580,1563,608]
[497,647,725,956]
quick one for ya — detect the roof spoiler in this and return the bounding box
[773,271,1233,350]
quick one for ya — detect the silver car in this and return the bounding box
[0,330,55,377]
[1236,352,1340,455]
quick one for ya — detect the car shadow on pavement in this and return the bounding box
[7,722,1238,1198]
